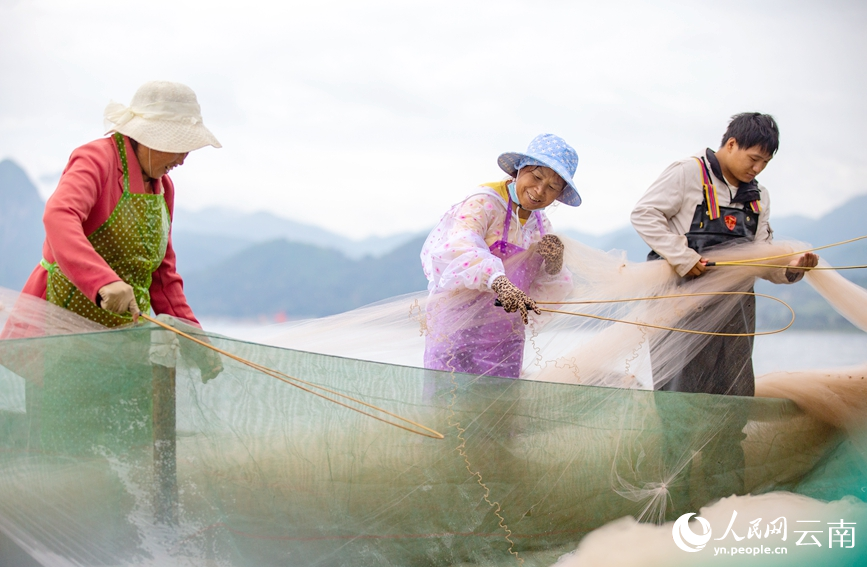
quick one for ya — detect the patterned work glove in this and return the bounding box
[537,234,564,275]
[491,275,540,325]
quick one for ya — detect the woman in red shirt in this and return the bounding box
[23,81,220,325]
[21,80,222,377]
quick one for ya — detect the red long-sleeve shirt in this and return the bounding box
[21,135,199,325]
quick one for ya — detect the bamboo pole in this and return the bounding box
[152,363,178,525]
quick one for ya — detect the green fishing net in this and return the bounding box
[0,319,864,566]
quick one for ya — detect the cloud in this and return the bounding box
[1,0,866,237]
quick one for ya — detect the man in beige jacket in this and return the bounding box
[632,112,817,395]
[631,112,817,517]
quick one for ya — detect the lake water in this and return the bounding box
[752,330,866,374]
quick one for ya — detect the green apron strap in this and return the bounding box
[40,258,55,273]
[112,132,131,194]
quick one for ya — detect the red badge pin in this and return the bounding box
[724,215,737,231]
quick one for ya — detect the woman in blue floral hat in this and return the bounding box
[420,134,582,378]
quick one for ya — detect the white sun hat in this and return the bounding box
[103,81,221,153]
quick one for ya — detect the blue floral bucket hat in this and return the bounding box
[497,133,581,206]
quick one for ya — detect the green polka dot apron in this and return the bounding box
[41,133,170,328]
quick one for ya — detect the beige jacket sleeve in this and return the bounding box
[754,190,791,285]
[631,159,703,277]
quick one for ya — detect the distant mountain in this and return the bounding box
[171,231,256,274]
[560,226,648,262]
[768,194,867,270]
[754,196,867,331]
[2,157,866,327]
[172,207,423,260]
[183,236,429,318]
[0,160,45,289]
[0,159,425,289]
[561,199,867,331]
[560,195,867,266]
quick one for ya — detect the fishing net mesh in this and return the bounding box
[0,235,865,566]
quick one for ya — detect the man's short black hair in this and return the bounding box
[720,112,780,156]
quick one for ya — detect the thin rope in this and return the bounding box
[440,346,524,565]
[537,291,794,337]
[708,262,867,270]
[538,290,771,306]
[708,234,867,265]
[139,313,444,440]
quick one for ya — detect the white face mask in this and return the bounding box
[507,180,520,205]
[508,166,523,208]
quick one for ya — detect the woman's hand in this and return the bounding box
[491,276,540,325]
[98,281,140,316]
[537,234,565,275]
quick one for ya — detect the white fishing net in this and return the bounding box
[263,235,854,393]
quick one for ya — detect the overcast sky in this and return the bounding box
[2,0,866,239]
